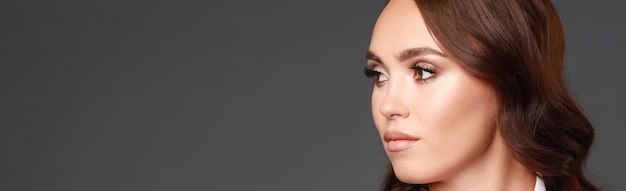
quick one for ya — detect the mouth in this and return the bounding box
[384,131,419,152]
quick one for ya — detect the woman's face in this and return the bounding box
[368,0,499,184]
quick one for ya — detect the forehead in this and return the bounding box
[369,0,442,57]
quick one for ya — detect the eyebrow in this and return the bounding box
[366,47,445,63]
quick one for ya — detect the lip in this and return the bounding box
[384,131,419,152]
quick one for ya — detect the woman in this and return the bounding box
[364,0,598,190]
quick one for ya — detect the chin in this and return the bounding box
[391,161,439,184]
[395,170,432,184]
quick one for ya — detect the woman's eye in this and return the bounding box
[412,64,436,81]
[420,69,433,79]
[376,73,389,83]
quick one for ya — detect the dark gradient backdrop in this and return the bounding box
[1,0,624,190]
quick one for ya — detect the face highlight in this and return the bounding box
[367,0,500,184]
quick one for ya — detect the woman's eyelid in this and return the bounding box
[367,61,382,69]
[368,63,389,76]
[411,61,437,72]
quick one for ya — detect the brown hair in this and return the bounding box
[380,0,597,190]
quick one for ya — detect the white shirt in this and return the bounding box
[534,176,546,191]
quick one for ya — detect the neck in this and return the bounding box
[428,133,536,191]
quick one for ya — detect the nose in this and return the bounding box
[378,82,410,119]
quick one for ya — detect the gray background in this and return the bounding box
[0,0,624,190]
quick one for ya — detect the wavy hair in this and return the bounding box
[379,0,597,190]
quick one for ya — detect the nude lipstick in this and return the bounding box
[384,131,419,152]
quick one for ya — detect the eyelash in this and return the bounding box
[363,67,382,85]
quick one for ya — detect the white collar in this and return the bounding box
[534,176,546,191]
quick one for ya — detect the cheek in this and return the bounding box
[414,74,497,168]
[420,77,495,135]
[371,88,385,131]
